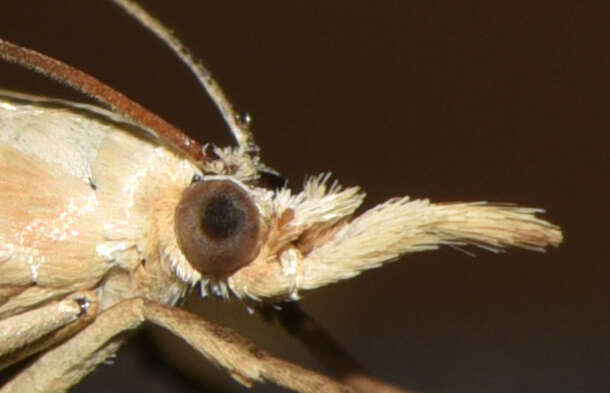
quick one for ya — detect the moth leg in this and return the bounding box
[0,292,99,371]
[142,300,353,393]
[2,298,352,393]
[0,291,98,363]
[0,296,144,393]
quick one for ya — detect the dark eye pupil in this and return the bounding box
[202,194,244,239]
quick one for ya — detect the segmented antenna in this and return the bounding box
[111,0,258,154]
[0,38,208,163]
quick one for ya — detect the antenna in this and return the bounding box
[0,38,208,163]
[111,0,258,154]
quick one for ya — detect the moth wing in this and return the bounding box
[0,93,119,315]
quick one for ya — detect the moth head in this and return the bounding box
[170,146,292,293]
[173,147,561,304]
[171,143,367,300]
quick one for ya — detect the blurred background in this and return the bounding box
[0,1,607,393]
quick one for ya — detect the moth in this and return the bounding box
[0,1,562,392]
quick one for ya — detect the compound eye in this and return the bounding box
[175,179,261,275]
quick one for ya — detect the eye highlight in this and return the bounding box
[175,179,261,276]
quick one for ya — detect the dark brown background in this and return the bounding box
[0,1,607,393]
